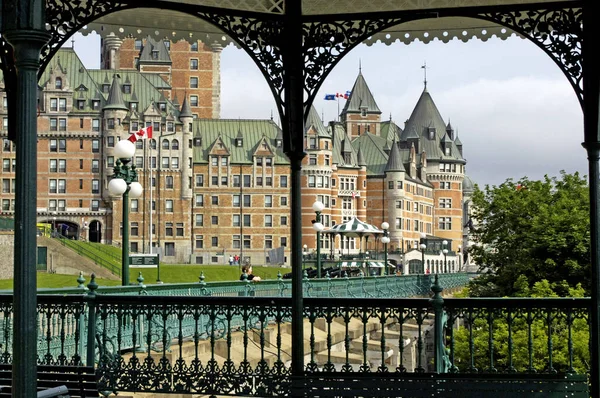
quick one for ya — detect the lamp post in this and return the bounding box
[420,232,427,274]
[302,244,308,272]
[457,245,462,272]
[381,222,390,276]
[312,201,325,278]
[442,240,448,273]
[108,140,143,286]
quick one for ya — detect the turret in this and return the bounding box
[420,151,427,181]
[409,142,417,177]
[103,74,129,201]
[179,96,194,199]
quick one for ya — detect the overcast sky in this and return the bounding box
[70,32,585,187]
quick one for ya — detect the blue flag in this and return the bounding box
[324,94,336,100]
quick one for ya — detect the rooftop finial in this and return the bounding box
[270,109,273,121]
[71,38,75,49]
[359,58,362,73]
[421,61,428,89]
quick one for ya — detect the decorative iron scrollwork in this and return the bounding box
[479,7,583,105]
[302,18,405,119]
[197,13,286,117]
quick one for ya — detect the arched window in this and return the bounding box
[171,139,179,150]
[55,77,62,89]
[150,139,157,150]
[162,139,170,149]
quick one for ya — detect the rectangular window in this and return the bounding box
[439,217,452,230]
[190,59,199,70]
[232,235,241,249]
[92,160,100,173]
[195,235,204,249]
[211,196,219,205]
[190,96,198,106]
[221,176,228,186]
[243,175,251,187]
[165,243,175,257]
[211,216,218,225]
[280,196,288,206]
[256,177,263,186]
[195,174,204,187]
[233,175,240,187]
[50,118,57,131]
[439,198,452,208]
[91,179,99,194]
[195,214,204,227]
[166,200,174,212]
[243,235,251,249]
[58,179,66,193]
[92,119,100,132]
[243,195,251,207]
[243,214,251,227]
[233,214,241,227]
[211,237,218,247]
[280,237,287,247]
[233,195,241,207]
[190,77,198,88]
[176,223,184,237]
[131,222,139,236]
[91,139,99,153]
[48,200,57,211]
[265,177,272,187]
[265,215,272,227]
[281,216,288,226]
[395,218,402,230]
[171,157,179,169]
[59,98,67,112]
[265,195,272,208]
[49,159,57,173]
[309,155,317,165]
[211,176,218,186]
[131,199,139,212]
[280,176,288,188]
[162,157,170,169]
[165,223,174,236]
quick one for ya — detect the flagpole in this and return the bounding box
[149,143,153,254]
[337,97,340,121]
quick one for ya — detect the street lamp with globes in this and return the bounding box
[380,222,390,276]
[108,139,143,286]
[302,244,308,272]
[312,201,325,278]
[442,240,449,273]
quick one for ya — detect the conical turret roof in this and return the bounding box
[306,105,329,138]
[342,71,381,115]
[385,140,405,172]
[103,74,128,111]
[179,95,193,118]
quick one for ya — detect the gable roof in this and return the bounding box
[139,37,172,64]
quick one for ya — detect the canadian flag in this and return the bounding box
[128,126,153,143]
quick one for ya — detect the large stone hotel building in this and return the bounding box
[0,38,474,266]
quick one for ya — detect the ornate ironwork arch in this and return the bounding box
[478,7,583,107]
[300,6,583,119]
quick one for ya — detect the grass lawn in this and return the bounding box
[0,265,290,290]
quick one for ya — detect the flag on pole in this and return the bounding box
[335,91,351,99]
[324,94,336,100]
[128,126,153,143]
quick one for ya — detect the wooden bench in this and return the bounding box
[299,372,590,397]
[0,364,99,397]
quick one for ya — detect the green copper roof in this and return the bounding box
[180,96,193,118]
[306,105,329,138]
[380,120,402,146]
[193,119,288,165]
[350,133,388,176]
[385,140,405,173]
[139,37,172,64]
[342,71,381,115]
[400,88,464,162]
[103,74,129,111]
[331,123,359,168]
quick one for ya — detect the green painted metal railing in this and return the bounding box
[0,274,590,396]
[57,237,121,276]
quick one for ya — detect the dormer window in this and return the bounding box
[55,77,63,89]
[236,137,243,147]
[191,42,198,51]
[445,147,451,156]
[92,100,100,110]
[164,41,170,51]
[102,84,110,93]
[77,100,85,110]
[123,84,131,94]
[134,40,142,50]
[130,102,138,111]
[158,102,166,112]
[194,138,202,147]
[428,128,436,140]
[276,139,282,148]
[151,50,159,60]
[360,107,367,117]
[309,137,317,149]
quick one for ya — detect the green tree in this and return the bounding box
[468,171,590,297]
[451,280,589,373]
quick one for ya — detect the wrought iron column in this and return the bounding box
[282,0,306,389]
[3,26,50,398]
[582,4,600,395]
